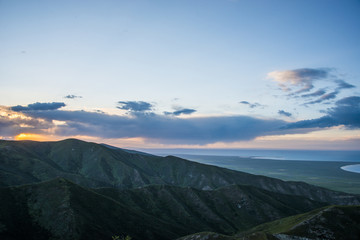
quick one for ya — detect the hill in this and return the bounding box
[0,139,359,205]
[178,205,360,240]
[0,178,328,240]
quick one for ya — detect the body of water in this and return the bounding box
[140,148,360,162]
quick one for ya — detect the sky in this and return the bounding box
[1,0,360,150]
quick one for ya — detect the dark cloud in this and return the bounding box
[285,96,360,129]
[239,101,264,108]
[10,106,291,144]
[117,101,153,112]
[64,95,82,99]
[278,110,292,117]
[335,80,355,90]
[164,108,196,116]
[0,107,53,137]
[301,89,326,98]
[11,102,66,111]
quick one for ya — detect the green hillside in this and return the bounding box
[1,139,359,205]
[178,205,360,240]
[0,178,325,240]
[1,139,360,240]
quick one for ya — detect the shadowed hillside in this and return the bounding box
[1,139,360,239]
[0,139,359,205]
[178,206,360,240]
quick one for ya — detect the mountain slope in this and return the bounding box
[0,139,359,206]
[0,178,327,240]
[0,178,185,240]
[178,205,360,240]
[238,205,360,240]
[95,184,325,235]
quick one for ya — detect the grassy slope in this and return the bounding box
[178,205,360,240]
[95,184,325,234]
[0,178,325,240]
[0,178,185,240]
[237,205,360,240]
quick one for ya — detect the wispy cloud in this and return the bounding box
[268,68,329,94]
[301,89,326,98]
[304,91,339,105]
[239,101,264,109]
[278,110,292,117]
[164,108,196,116]
[336,80,355,90]
[64,94,82,99]
[268,68,357,107]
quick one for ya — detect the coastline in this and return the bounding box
[341,164,360,174]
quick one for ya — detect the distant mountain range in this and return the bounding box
[0,139,359,240]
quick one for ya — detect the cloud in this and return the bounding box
[11,102,66,111]
[278,110,292,117]
[284,96,360,129]
[117,101,153,112]
[0,106,53,137]
[7,103,292,144]
[64,95,82,99]
[164,108,196,116]
[239,101,264,109]
[301,89,326,98]
[335,80,355,90]
[305,91,339,105]
[268,68,330,94]
[268,68,357,107]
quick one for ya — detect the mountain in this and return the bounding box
[238,205,360,240]
[0,178,182,240]
[178,205,360,240]
[0,139,359,205]
[1,139,360,239]
[0,178,325,240]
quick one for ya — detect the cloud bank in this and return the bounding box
[2,101,291,144]
[284,96,360,129]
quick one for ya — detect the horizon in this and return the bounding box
[1,0,360,150]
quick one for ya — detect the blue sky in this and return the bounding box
[1,0,360,149]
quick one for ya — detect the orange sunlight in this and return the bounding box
[15,133,54,141]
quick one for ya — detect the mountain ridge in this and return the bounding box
[1,138,359,205]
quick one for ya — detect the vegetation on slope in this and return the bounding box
[1,139,359,205]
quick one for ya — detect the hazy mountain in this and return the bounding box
[0,139,359,205]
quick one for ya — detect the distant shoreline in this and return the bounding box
[341,164,360,174]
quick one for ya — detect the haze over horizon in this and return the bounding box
[1,0,360,150]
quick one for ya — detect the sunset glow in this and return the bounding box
[0,1,359,150]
